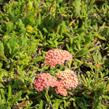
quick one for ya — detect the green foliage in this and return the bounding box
[0,0,109,109]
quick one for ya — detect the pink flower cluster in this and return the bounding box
[55,69,79,96]
[34,73,57,92]
[34,70,78,96]
[45,49,72,67]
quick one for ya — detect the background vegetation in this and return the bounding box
[0,0,109,109]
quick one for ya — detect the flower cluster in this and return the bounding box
[55,69,79,96]
[34,70,78,96]
[45,49,72,67]
[34,73,57,92]
[34,49,78,96]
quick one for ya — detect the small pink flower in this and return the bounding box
[55,81,68,96]
[55,69,78,96]
[56,69,78,90]
[34,73,57,92]
[45,49,72,67]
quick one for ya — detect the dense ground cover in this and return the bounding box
[0,0,109,109]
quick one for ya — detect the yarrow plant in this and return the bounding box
[55,69,79,96]
[0,0,109,108]
[45,49,72,67]
[34,70,78,96]
[34,73,57,92]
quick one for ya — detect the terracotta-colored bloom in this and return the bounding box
[45,49,72,67]
[55,69,78,96]
[34,73,57,92]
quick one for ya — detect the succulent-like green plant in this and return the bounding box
[0,0,109,109]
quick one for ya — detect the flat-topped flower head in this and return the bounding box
[34,73,57,92]
[45,49,72,67]
[56,69,78,89]
[55,69,78,96]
